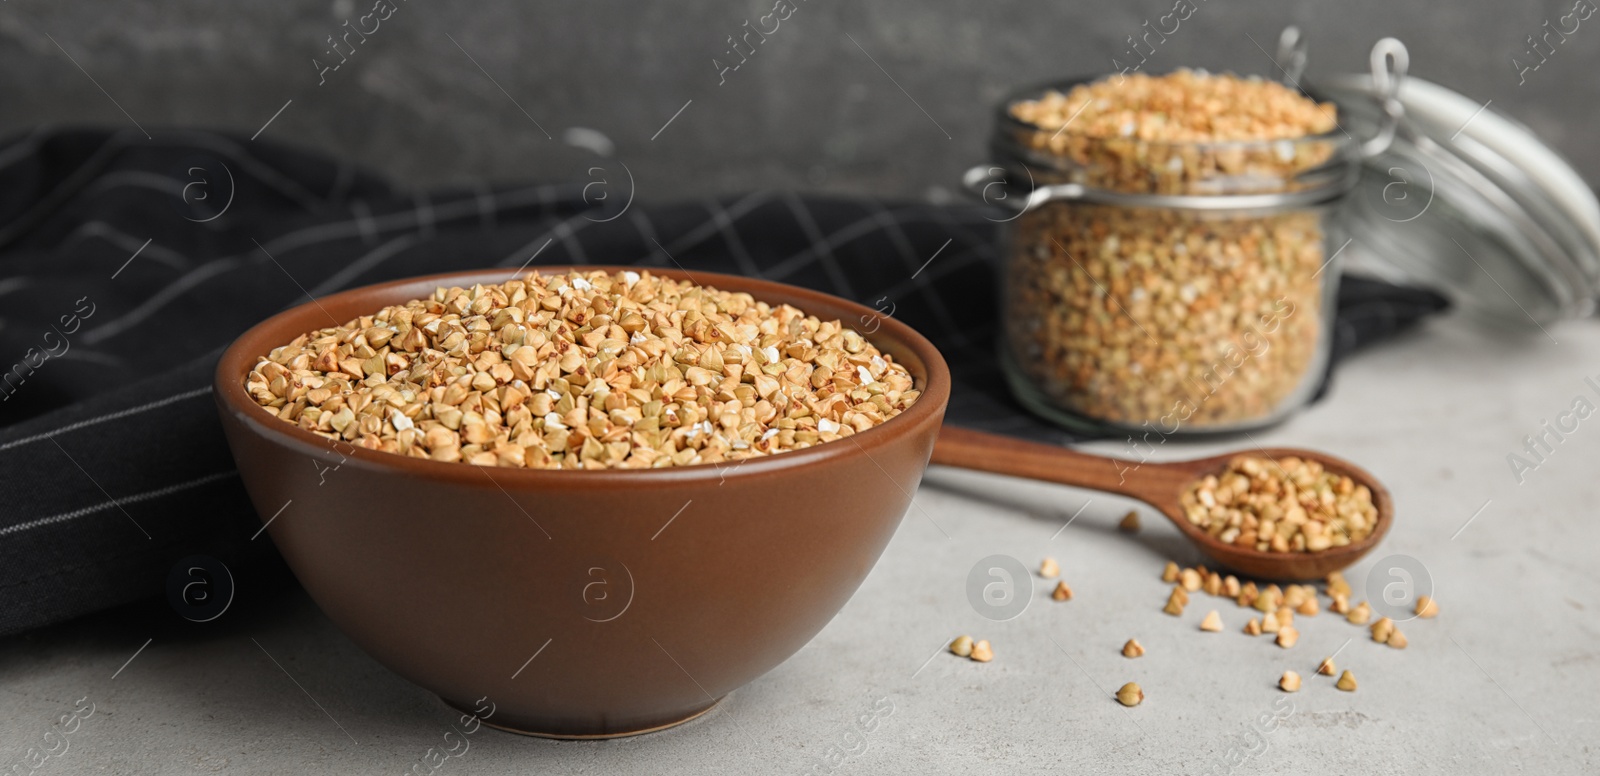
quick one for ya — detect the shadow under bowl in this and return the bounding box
[214,267,950,738]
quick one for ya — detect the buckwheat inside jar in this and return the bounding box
[993,70,1349,432]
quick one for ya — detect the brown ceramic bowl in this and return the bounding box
[214,267,949,738]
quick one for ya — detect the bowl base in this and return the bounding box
[445,697,723,740]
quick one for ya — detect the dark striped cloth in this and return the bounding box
[0,128,1448,636]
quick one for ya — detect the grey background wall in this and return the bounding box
[0,0,1595,201]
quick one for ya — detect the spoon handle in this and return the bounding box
[929,425,1197,508]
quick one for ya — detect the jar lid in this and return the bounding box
[1316,71,1600,328]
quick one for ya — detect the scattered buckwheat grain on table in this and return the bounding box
[246,270,920,469]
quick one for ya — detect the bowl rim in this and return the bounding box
[214,265,952,487]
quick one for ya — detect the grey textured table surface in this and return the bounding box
[2,312,1597,774]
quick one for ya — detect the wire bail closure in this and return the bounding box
[1363,37,1408,159]
[1275,26,1309,87]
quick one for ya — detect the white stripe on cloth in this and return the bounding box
[81,171,184,199]
[762,208,973,283]
[74,185,575,347]
[351,199,378,245]
[475,182,498,231]
[0,277,35,299]
[858,201,981,352]
[61,221,192,271]
[412,190,436,239]
[259,183,563,258]
[702,198,762,279]
[776,193,856,300]
[0,385,212,453]
[80,255,258,345]
[307,234,419,297]
[0,128,46,175]
[0,470,239,538]
[494,209,598,268]
[634,191,772,271]
[51,349,128,368]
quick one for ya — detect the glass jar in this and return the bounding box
[969,40,1405,436]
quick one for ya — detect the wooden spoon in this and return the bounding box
[929,426,1393,581]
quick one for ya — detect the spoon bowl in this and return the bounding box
[931,427,1393,581]
[1130,446,1393,580]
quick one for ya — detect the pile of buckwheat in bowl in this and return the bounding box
[245,269,921,469]
[999,70,1344,431]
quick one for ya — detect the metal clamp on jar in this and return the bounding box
[967,31,1407,436]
